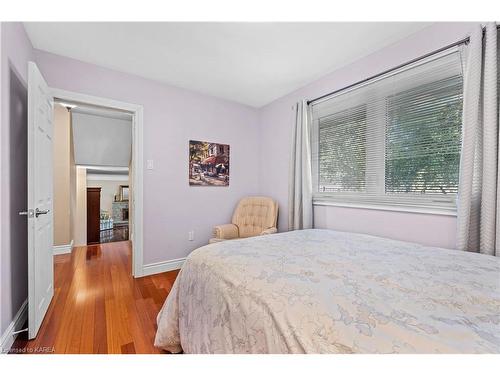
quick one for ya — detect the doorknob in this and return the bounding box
[35,208,50,217]
[19,209,34,218]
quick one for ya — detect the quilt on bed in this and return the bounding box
[154,229,500,353]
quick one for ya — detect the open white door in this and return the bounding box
[25,62,54,339]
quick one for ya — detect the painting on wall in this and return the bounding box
[189,140,230,186]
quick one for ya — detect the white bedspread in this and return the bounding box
[154,229,500,353]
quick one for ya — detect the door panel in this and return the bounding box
[27,62,54,339]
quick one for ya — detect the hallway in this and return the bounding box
[12,241,178,354]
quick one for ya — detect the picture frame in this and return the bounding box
[189,140,230,186]
[119,185,129,201]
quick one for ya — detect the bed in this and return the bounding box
[154,229,500,354]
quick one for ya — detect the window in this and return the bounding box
[318,106,367,193]
[311,48,464,213]
[385,77,463,195]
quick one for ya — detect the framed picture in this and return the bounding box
[119,185,129,201]
[189,140,230,186]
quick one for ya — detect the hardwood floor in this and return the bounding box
[11,241,179,354]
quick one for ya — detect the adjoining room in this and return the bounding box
[52,101,133,250]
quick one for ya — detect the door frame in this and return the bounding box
[50,88,144,277]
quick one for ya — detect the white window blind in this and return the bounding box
[311,47,464,213]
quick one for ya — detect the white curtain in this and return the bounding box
[288,100,313,230]
[457,23,499,256]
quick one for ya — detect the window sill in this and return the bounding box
[312,200,457,217]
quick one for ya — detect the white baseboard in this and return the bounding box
[53,240,74,255]
[0,299,28,354]
[142,257,185,277]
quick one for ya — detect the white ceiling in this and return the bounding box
[25,22,431,107]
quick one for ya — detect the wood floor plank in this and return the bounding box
[12,240,178,354]
[121,342,136,354]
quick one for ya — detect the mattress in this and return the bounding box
[154,229,500,353]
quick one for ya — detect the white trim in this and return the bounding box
[132,106,144,277]
[142,258,185,277]
[79,165,129,172]
[313,200,457,217]
[86,173,129,181]
[53,240,74,255]
[0,299,28,354]
[49,88,144,278]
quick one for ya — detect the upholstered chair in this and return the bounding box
[209,196,278,244]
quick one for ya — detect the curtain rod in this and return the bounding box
[307,24,500,106]
[306,37,468,106]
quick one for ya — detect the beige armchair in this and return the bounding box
[209,196,278,244]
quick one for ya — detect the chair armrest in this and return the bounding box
[260,227,277,236]
[213,224,239,240]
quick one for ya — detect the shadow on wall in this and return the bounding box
[9,65,28,317]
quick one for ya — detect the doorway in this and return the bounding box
[86,168,131,245]
[50,89,144,277]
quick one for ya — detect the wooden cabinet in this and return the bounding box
[87,187,101,245]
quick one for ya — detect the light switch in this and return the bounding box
[147,159,154,170]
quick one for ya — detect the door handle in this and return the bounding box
[35,208,50,218]
[19,209,34,218]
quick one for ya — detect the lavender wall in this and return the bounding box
[0,22,33,336]
[259,22,479,249]
[34,50,261,264]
